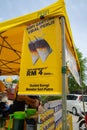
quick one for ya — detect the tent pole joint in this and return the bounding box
[62,66,67,74]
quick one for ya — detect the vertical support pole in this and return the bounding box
[61,16,67,130]
[80,72,87,130]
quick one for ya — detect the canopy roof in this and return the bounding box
[0,0,80,75]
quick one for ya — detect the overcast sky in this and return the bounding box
[0,0,87,80]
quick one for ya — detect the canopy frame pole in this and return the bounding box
[61,16,67,130]
[0,34,21,58]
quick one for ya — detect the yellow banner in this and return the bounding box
[19,17,62,95]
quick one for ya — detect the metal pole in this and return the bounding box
[80,71,87,130]
[61,16,67,130]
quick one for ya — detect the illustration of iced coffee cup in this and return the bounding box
[28,41,39,64]
[35,38,52,62]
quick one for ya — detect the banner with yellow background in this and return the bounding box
[19,17,62,95]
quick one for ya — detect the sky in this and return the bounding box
[0,0,87,80]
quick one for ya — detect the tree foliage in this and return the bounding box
[12,79,19,84]
[68,48,87,93]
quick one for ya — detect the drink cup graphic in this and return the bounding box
[35,38,52,62]
[28,41,39,64]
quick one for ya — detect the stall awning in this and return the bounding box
[0,0,80,75]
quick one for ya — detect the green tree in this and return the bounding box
[12,79,19,84]
[68,48,87,93]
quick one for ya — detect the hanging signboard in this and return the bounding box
[19,17,62,95]
[65,42,81,86]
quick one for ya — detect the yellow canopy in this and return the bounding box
[0,0,80,75]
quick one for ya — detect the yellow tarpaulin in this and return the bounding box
[19,17,62,95]
[0,0,80,76]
